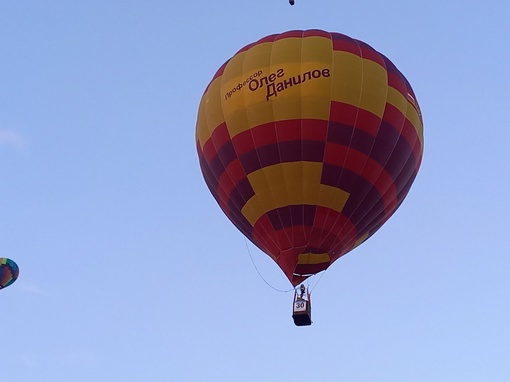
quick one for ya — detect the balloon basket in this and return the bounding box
[292,285,312,326]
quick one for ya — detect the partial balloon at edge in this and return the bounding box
[0,258,19,289]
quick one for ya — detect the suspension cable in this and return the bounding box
[244,238,294,293]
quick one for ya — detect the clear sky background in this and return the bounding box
[1,1,509,381]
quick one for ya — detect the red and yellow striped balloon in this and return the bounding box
[196,30,423,286]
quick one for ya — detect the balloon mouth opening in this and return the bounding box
[277,249,332,286]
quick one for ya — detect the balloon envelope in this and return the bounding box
[0,258,19,289]
[196,30,423,286]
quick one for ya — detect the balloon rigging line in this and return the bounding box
[244,238,294,293]
[308,268,327,294]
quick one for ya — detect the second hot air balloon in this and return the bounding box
[0,258,19,290]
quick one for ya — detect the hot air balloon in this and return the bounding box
[0,258,19,289]
[196,30,423,322]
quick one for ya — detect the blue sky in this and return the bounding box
[1,1,509,381]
